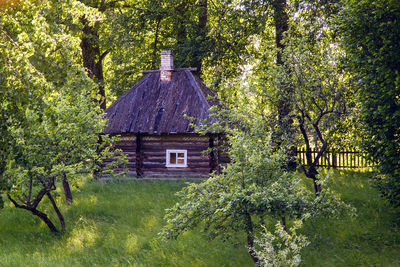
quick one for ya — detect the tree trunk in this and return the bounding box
[62,175,73,205]
[80,16,107,110]
[306,152,322,196]
[176,2,188,49]
[305,163,321,196]
[273,0,289,67]
[299,119,322,195]
[273,0,291,123]
[244,211,260,267]
[47,192,66,232]
[152,16,162,69]
[194,0,208,75]
[7,194,59,233]
[31,207,59,233]
[272,0,297,169]
[281,215,287,231]
[312,177,321,196]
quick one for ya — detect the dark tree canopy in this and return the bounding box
[339,0,400,206]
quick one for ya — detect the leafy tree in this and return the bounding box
[3,94,118,233]
[161,123,307,265]
[244,1,351,194]
[0,0,94,205]
[160,4,355,263]
[0,0,124,232]
[339,0,400,206]
[161,113,352,266]
[285,8,350,194]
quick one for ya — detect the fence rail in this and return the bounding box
[296,148,373,168]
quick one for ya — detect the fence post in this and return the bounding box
[332,150,337,168]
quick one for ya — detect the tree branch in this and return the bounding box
[99,50,110,63]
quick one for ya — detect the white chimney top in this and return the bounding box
[160,50,174,81]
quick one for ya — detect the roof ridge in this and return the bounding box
[184,70,210,110]
[141,68,197,74]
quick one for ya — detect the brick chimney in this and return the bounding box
[160,50,174,82]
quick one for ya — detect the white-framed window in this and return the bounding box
[166,149,187,167]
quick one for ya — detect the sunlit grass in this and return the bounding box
[0,179,251,266]
[0,172,399,266]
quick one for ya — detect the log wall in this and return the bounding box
[114,134,137,174]
[107,134,224,177]
[141,135,211,177]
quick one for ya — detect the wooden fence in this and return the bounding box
[296,148,373,168]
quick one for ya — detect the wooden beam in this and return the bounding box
[209,134,216,173]
[136,133,143,177]
[141,68,197,74]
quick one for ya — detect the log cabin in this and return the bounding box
[104,51,223,178]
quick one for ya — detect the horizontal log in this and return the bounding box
[142,166,210,171]
[141,68,197,74]
[142,148,209,154]
[116,140,137,145]
[143,163,210,169]
[143,155,208,160]
[142,144,208,150]
[141,145,208,151]
[143,160,209,165]
[142,168,210,174]
[119,137,136,141]
[142,140,209,146]
[111,168,134,172]
[124,152,136,156]
[117,148,136,151]
[142,172,209,178]
[142,160,207,166]
[143,156,208,162]
[142,135,207,141]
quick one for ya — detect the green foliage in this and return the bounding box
[161,116,312,265]
[97,0,270,103]
[162,118,307,235]
[3,92,110,194]
[162,112,353,265]
[255,218,310,267]
[0,0,125,231]
[301,171,400,266]
[310,170,356,218]
[339,0,400,206]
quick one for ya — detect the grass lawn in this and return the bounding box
[301,170,400,267]
[1,171,400,266]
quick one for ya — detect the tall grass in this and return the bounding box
[1,171,399,266]
[301,170,400,266]
[0,179,250,266]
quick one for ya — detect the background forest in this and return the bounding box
[1,0,400,266]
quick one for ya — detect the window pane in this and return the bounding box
[170,153,176,164]
[177,159,184,164]
[178,153,185,158]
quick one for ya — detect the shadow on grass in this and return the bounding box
[0,178,251,266]
[301,170,400,267]
[2,171,399,266]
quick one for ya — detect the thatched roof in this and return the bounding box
[104,69,218,134]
